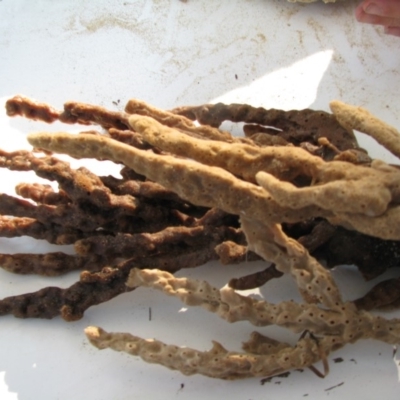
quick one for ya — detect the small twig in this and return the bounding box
[300,331,329,378]
[324,382,344,392]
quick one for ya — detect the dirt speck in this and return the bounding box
[333,357,344,363]
[257,33,267,42]
[260,371,290,385]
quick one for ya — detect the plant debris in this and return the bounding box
[324,382,344,392]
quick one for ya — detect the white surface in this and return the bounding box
[1,0,400,399]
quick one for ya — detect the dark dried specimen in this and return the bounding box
[0,239,224,320]
[62,240,227,321]
[297,140,339,162]
[228,265,283,290]
[354,278,400,311]
[298,137,371,164]
[101,175,186,204]
[0,216,103,244]
[60,101,129,130]
[0,265,131,320]
[5,95,60,123]
[28,156,141,213]
[60,266,134,321]
[0,193,108,232]
[194,207,239,228]
[100,175,206,217]
[297,220,338,253]
[5,95,131,131]
[0,287,64,319]
[132,246,219,273]
[108,128,151,149]
[126,99,236,142]
[287,219,400,282]
[317,227,400,281]
[0,193,49,218]
[26,160,219,230]
[4,153,209,229]
[0,149,36,171]
[0,149,140,214]
[171,103,360,151]
[283,218,400,280]
[0,252,106,276]
[243,126,371,164]
[104,209,197,234]
[74,225,241,259]
[16,183,69,205]
[119,166,146,181]
[0,194,138,235]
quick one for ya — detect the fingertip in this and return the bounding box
[354,4,365,22]
[354,2,373,23]
[384,26,400,37]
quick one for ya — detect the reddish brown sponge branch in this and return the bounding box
[0,266,132,320]
[5,95,61,123]
[0,148,214,234]
[171,102,361,151]
[61,101,130,130]
[0,239,225,320]
[354,278,400,311]
[74,225,241,259]
[0,216,100,244]
[0,252,105,276]
[107,128,151,149]
[228,264,283,290]
[16,183,69,205]
[5,95,130,130]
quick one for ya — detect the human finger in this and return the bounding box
[355,0,400,26]
[385,25,400,36]
[362,0,400,19]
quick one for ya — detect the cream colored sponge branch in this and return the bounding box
[128,114,322,182]
[255,159,399,217]
[130,114,400,218]
[84,326,327,379]
[240,217,342,307]
[86,261,400,380]
[27,131,400,241]
[330,100,400,160]
[26,132,329,224]
[125,99,236,142]
[127,268,400,345]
